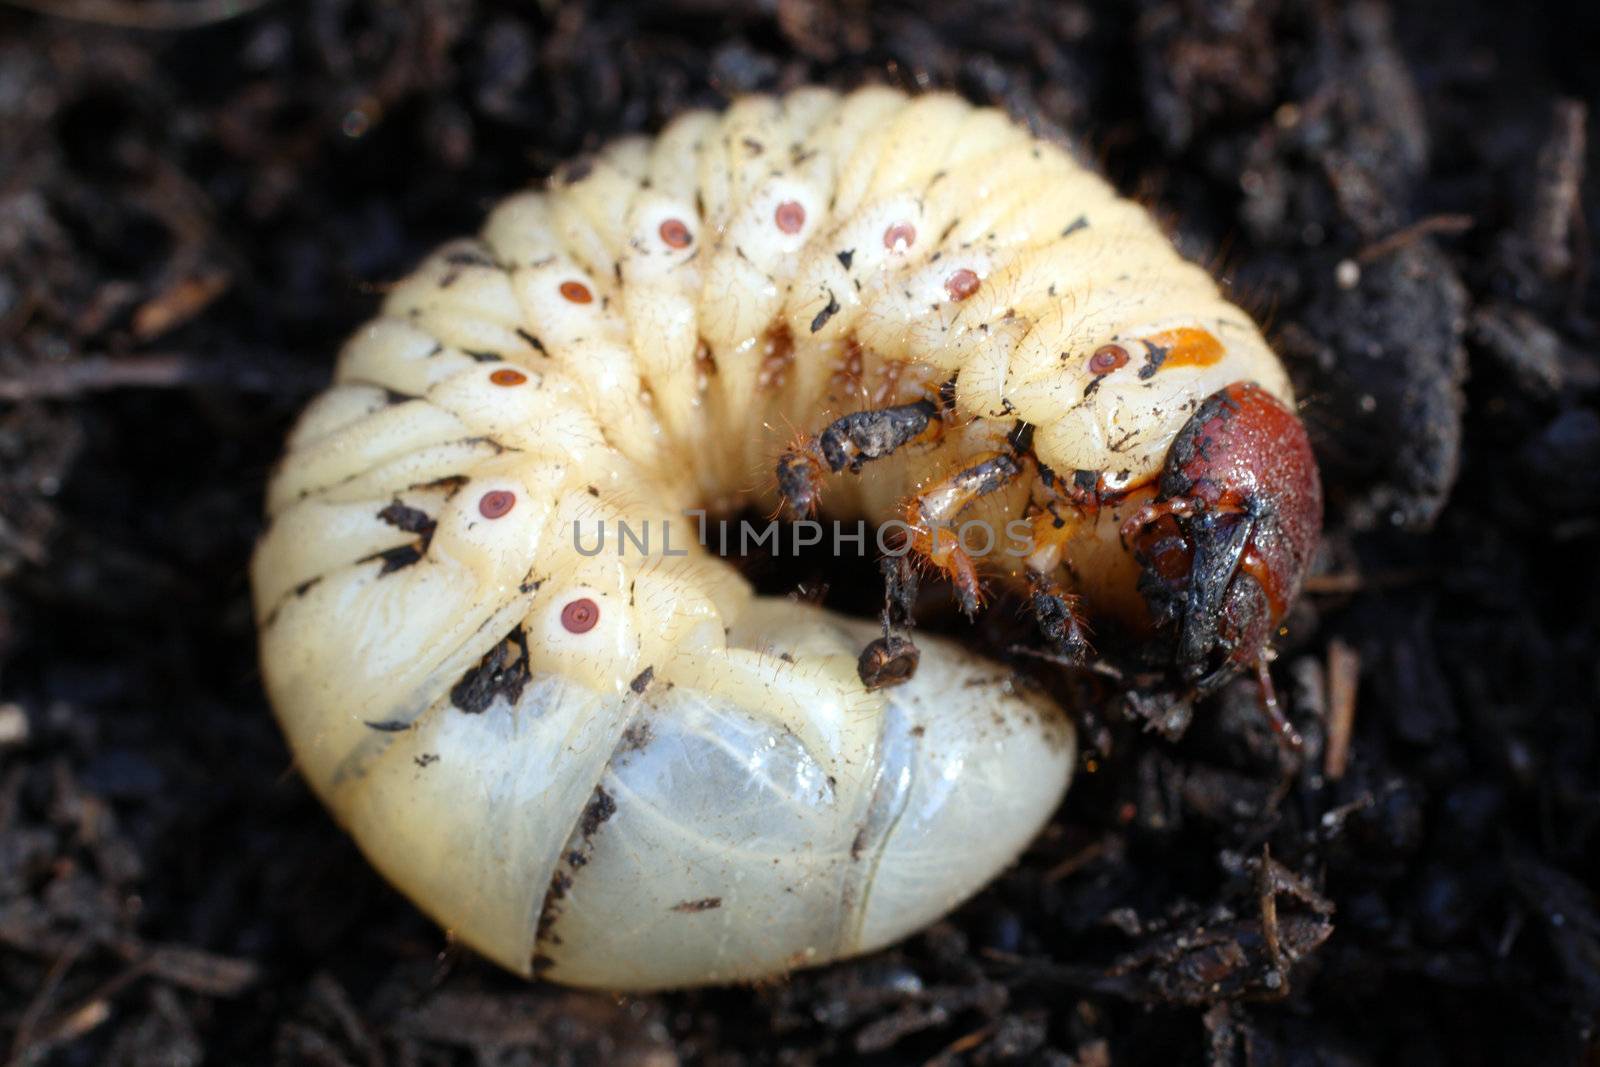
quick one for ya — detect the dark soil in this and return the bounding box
[3,1,1598,1064]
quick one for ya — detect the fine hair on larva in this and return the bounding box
[251,85,1317,990]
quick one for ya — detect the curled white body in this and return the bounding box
[253,85,1310,990]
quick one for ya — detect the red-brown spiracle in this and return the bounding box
[883,222,916,251]
[944,269,980,301]
[490,368,527,386]
[1089,344,1130,375]
[658,218,693,248]
[774,201,806,234]
[560,597,599,634]
[1124,382,1322,686]
[478,490,517,519]
[559,280,593,304]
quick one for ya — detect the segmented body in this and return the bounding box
[252,86,1304,990]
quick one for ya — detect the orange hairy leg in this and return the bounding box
[900,451,1026,617]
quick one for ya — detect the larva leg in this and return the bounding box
[856,554,921,689]
[1025,570,1092,664]
[776,399,943,516]
[901,451,1024,616]
[1018,477,1100,663]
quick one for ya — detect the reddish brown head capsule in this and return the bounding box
[560,597,599,634]
[1124,382,1321,686]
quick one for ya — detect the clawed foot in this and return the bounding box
[1027,570,1092,664]
[858,555,922,690]
[776,399,942,517]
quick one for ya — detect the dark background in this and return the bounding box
[2,0,1598,1063]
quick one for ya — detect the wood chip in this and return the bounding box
[143,944,260,997]
[1324,638,1361,781]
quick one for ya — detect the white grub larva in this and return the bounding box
[252,86,1321,991]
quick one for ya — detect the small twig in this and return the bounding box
[1258,847,1282,976]
[1522,100,1587,284]
[7,938,84,1066]
[1,0,272,30]
[11,957,150,1066]
[1302,571,1365,595]
[133,943,260,997]
[1302,568,1431,595]
[1324,638,1361,782]
[0,352,323,402]
[1043,837,1109,884]
[1317,792,1377,838]
[924,1022,995,1066]
[309,974,385,1067]
[1007,643,1126,681]
[132,271,232,342]
[1355,213,1474,264]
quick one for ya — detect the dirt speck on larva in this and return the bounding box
[671,897,723,913]
[618,719,654,755]
[578,786,617,841]
[449,629,532,713]
[628,666,655,694]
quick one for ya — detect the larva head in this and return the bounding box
[1124,382,1322,686]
